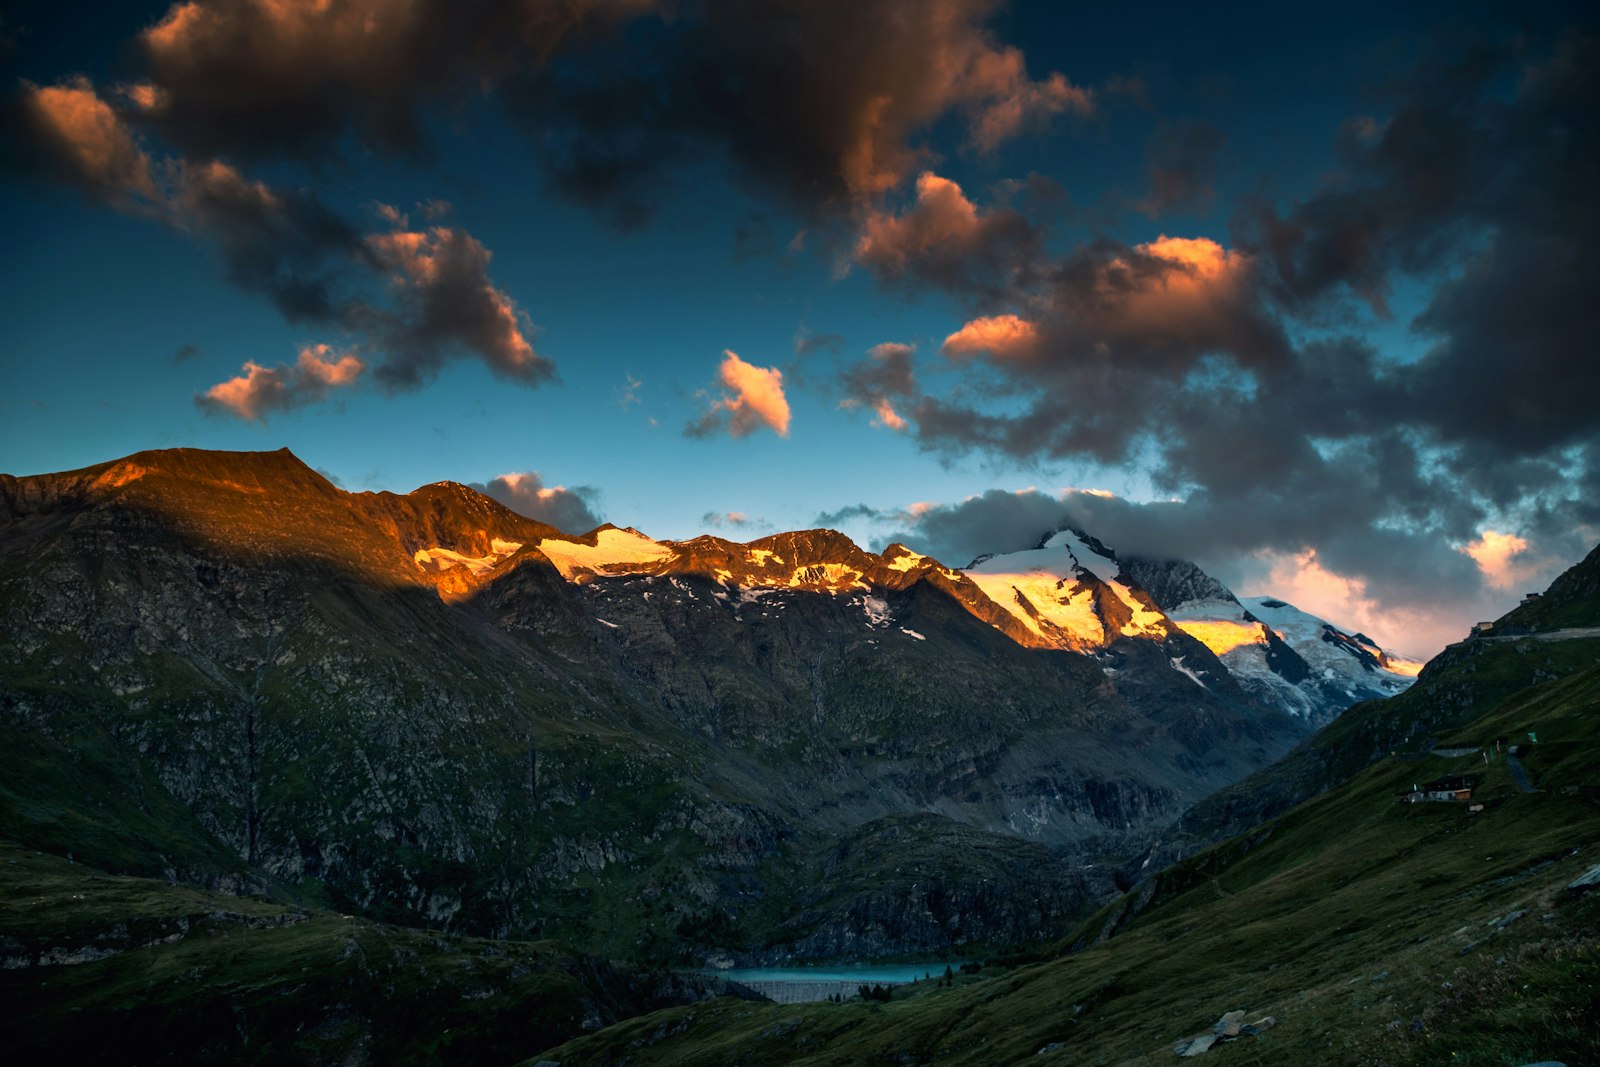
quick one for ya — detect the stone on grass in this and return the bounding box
[1213,1010,1245,1037]
[1565,864,1600,891]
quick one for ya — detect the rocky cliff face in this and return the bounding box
[0,448,1313,963]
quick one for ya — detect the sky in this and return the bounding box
[2,0,1596,657]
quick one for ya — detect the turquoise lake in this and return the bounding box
[709,963,958,984]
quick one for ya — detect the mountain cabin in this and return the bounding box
[1398,776,1475,804]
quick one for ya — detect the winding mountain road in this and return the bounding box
[1479,626,1600,644]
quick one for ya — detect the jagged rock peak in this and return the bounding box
[1119,556,1241,614]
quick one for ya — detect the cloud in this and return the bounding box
[13,77,158,207]
[172,157,365,322]
[133,0,655,162]
[688,350,792,439]
[854,172,1041,302]
[1134,121,1225,218]
[197,343,364,421]
[1250,547,1458,657]
[794,327,844,358]
[814,502,900,528]
[619,374,643,409]
[1460,530,1533,592]
[364,225,553,388]
[512,0,1090,219]
[839,342,917,432]
[701,510,754,529]
[474,471,603,534]
[941,314,1037,360]
[118,0,1086,226]
[171,342,201,364]
[10,78,554,399]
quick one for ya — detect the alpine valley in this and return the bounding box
[4,448,1595,1066]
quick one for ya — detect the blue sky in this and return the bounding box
[2,0,1595,654]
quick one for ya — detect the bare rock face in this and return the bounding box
[0,447,1308,962]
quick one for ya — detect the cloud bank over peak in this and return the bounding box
[472,471,603,534]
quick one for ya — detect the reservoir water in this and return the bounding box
[708,963,959,1004]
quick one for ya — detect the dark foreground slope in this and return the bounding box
[0,842,747,1065]
[528,552,1600,1067]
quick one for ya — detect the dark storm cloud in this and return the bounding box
[127,0,1086,224]
[9,77,554,409]
[1134,121,1225,218]
[840,27,1599,634]
[854,173,1044,305]
[814,503,899,529]
[361,225,555,389]
[510,0,1091,221]
[131,0,652,163]
[793,328,845,359]
[173,159,367,323]
[473,472,604,534]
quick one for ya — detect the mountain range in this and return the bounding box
[0,447,1418,964]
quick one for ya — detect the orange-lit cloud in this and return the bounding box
[1251,547,1447,659]
[690,351,791,439]
[855,173,1037,298]
[941,313,1038,360]
[1093,235,1251,342]
[1461,530,1533,591]
[965,58,1092,153]
[19,78,157,207]
[818,3,1090,200]
[870,399,908,431]
[199,343,364,420]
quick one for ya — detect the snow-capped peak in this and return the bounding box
[962,527,1167,649]
[536,527,676,579]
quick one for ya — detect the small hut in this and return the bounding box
[1398,776,1474,803]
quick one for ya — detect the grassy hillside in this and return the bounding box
[1169,545,1600,849]
[528,651,1600,1066]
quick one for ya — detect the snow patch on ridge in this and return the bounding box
[1169,656,1207,689]
[862,596,891,627]
[886,549,928,572]
[787,563,869,590]
[537,528,675,579]
[414,538,523,575]
[1169,598,1269,656]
